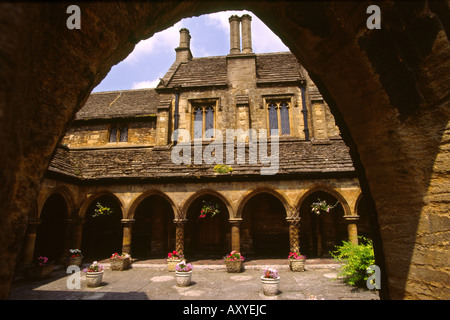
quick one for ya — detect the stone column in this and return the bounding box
[229,219,242,252]
[345,215,359,245]
[61,219,75,262]
[21,220,40,264]
[241,14,253,53]
[174,219,187,255]
[121,219,135,254]
[229,15,241,54]
[287,217,300,254]
[72,218,84,251]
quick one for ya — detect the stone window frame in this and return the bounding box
[108,124,129,143]
[189,98,218,141]
[263,95,294,136]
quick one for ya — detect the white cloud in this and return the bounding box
[131,79,160,89]
[204,10,288,53]
[123,21,184,64]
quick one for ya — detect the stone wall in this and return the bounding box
[0,1,448,300]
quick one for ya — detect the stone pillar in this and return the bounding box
[174,219,187,255]
[72,219,84,251]
[21,220,40,264]
[121,219,135,254]
[229,219,242,252]
[229,15,241,54]
[241,14,253,53]
[287,217,300,254]
[61,219,74,262]
[345,215,359,245]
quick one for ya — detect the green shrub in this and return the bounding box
[330,236,375,287]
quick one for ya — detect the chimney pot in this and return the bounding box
[241,14,253,53]
[229,15,241,54]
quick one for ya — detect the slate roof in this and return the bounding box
[47,139,355,181]
[75,89,160,121]
[256,52,302,84]
[159,52,303,89]
[164,56,228,88]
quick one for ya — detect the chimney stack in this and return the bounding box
[229,15,241,54]
[241,14,253,53]
[175,28,192,62]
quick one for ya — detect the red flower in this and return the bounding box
[168,253,172,258]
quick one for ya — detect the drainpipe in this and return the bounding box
[173,86,180,145]
[301,85,310,141]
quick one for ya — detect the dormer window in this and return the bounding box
[109,125,128,142]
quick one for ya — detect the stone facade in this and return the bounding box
[24,15,368,268]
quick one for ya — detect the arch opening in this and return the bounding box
[298,190,347,258]
[185,194,230,257]
[81,195,123,260]
[34,193,68,262]
[241,192,289,258]
[131,195,175,259]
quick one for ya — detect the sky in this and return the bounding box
[93,10,289,93]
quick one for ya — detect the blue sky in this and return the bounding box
[93,10,289,93]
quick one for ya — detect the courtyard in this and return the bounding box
[10,259,379,301]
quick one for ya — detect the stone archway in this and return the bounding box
[184,193,230,257]
[298,190,347,258]
[1,1,449,299]
[81,194,123,260]
[131,194,175,259]
[241,192,290,258]
[34,193,68,263]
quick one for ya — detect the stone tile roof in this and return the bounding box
[165,56,228,88]
[47,139,355,181]
[256,52,302,84]
[75,89,159,120]
[159,52,303,89]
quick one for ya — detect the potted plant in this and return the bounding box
[65,249,83,268]
[288,252,306,272]
[261,266,280,296]
[25,256,55,280]
[224,251,245,273]
[198,200,220,218]
[83,261,104,287]
[311,198,338,215]
[175,260,193,287]
[110,252,131,271]
[166,250,184,272]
